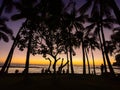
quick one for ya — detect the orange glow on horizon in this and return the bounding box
[0,47,115,66]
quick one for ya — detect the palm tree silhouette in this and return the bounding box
[85,15,116,73]
[61,1,87,74]
[79,0,116,75]
[84,40,90,74]
[85,35,100,75]
[1,0,38,74]
[75,31,86,74]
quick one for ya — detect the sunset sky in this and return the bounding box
[0,0,120,66]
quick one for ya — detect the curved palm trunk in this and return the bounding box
[0,43,15,73]
[82,40,86,74]
[91,48,96,75]
[0,23,26,73]
[85,49,90,74]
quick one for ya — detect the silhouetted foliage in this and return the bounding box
[0,16,13,42]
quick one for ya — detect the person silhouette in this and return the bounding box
[100,64,104,75]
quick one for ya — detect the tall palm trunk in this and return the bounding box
[66,48,69,73]
[69,45,74,74]
[100,1,115,76]
[98,30,107,73]
[100,26,115,75]
[97,23,107,73]
[68,28,74,74]
[85,49,90,74]
[82,40,86,74]
[0,22,26,73]
[91,48,96,75]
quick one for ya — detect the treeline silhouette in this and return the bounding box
[0,0,120,76]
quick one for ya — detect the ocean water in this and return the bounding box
[0,64,120,75]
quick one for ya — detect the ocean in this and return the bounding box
[0,64,120,75]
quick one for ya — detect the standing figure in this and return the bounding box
[100,64,104,75]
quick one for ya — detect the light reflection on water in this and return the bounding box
[0,64,120,75]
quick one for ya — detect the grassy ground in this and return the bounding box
[0,74,120,90]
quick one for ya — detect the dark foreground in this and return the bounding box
[0,74,120,90]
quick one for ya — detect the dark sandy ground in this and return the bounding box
[0,74,120,90]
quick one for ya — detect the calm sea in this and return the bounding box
[0,64,120,75]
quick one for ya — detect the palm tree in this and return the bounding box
[0,16,14,73]
[79,0,116,75]
[0,0,14,73]
[1,0,38,74]
[85,36,100,75]
[0,20,27,73]
[75,31,86,74]
[85,15,116,74]
[84,46,90,74]
[13,0,39,74]
[100,0,115,75]
[61,1,87,74]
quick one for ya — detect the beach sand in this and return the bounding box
[0,74,120,90]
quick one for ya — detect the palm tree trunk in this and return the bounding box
[5,52,13,73]
[0,43,15,73]
[69,45,74,74]
[98,30,107,73]
[68,27,74,74]
[82,40,86,74]
[100,0,115,76]
[0,22,26,73]
[85,49,90,74]
[100,27,115,75]
[91,48,96,75]
[66,48,69,73]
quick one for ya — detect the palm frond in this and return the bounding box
[11,14,25,21]
[78,0,92,15]
[0,32,9,42]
